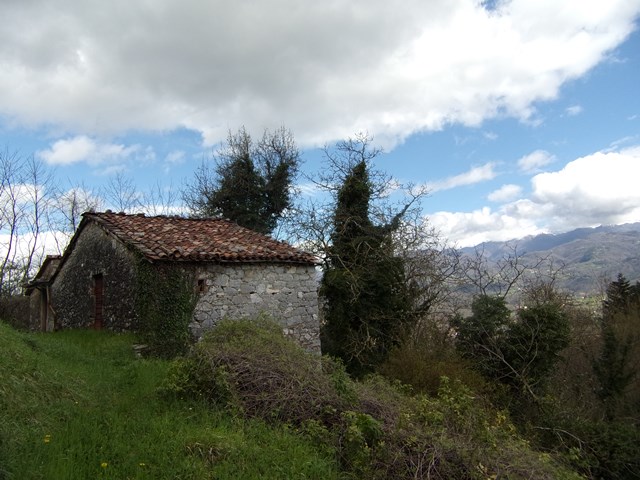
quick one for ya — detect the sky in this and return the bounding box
[2,0,640,248]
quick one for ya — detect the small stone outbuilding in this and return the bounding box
[24,254,61,332]
[26,211,320,352]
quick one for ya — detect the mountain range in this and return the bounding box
[460,223,640,295]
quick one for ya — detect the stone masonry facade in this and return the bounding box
[33,212,321,353]
[50,222,139,331]
[191,263,320,352]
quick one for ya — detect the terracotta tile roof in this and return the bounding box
[83,211,317,264]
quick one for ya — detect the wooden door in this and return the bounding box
[93,274,104,330]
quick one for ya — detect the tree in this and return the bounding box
[49,181,103,252]
[0,151,56,296]
[1,150,24,295]
[602,273,639,317]
[182,126,300,235]
[103,171,141,213]
[453,295,511,379]
[140,180,180,216]
[504,302,570,395]
[19,155,55,286]
[461,243,551,299]
[455,291,570,403]
[319,138,416,376]
[593,274,640,420]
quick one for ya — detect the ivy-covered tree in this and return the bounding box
[320,148,414,377]
[183,126,300,235]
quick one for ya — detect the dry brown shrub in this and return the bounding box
[163,317,581,480]
[167,317,350,427]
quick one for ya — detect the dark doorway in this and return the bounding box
[93,274,104,330]
[39,288,48,332]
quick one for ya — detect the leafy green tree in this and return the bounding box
[320,144,414,377]
[504,302,570,395]
[183,126,300,235]
[455,293,570,402]
[453,295,511,379]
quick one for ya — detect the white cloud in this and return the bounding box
[487,184,522,202]
[0,230,70,263]
[165,150,185,165]
[37,136,96,165]
[483,131,498,141]
[97,164,128,177]
[0,183,47,216]
[530,146,640,227]
[0,0,637,147]
[565,104,583,116]
[607,135,638,150]
[430,145,640,246]
[429,207,544,247]
[297,182,323,197]
[37,136,144,166]
[429,163,498,192]
[517,150,555,173]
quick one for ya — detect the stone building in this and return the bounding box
[23,254,61,331]
[26,211,320,351]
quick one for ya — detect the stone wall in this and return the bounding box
[49,221,320,352]
[191,263,320,352]
[51,222,139,331]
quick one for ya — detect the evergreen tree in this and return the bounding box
[213,144,266,231]
[455,293,569,401]
[320,159,413,376]
[183,126,300,234]
[505,302,570,395]
[602,273,640,319]
[593,324,635,420]
[453,295,510,377]
[594,274,640,420]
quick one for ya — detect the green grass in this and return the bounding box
[0,322,337,479]
[1,319,587,479]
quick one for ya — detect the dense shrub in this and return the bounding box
[379,320,489,396]
[163,316,350,424]
[532,403,640,480]
[579,420,640,480]
[163,317,581,479]
[0,295,30,330]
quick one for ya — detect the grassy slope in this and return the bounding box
[1,320,583,480]
[0,322,336,479]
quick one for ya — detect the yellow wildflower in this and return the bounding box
[43,434,51,444]
[100,462,108,468]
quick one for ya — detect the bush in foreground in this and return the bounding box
[163,317,581,479]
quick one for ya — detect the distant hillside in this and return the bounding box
[461,223,640,294]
